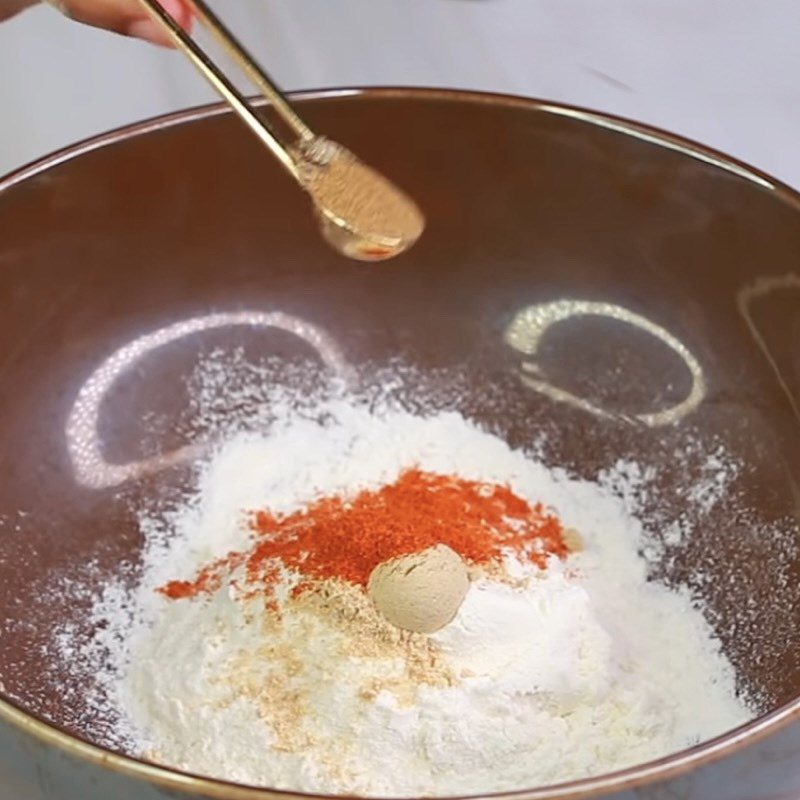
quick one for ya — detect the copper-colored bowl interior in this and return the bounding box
[0,89,797,793]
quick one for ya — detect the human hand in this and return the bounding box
[0,0,193,46]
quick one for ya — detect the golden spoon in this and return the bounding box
[138,0,425,262]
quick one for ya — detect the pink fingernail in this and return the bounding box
[159,0,194,29]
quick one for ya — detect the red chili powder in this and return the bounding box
[160,468,567,600]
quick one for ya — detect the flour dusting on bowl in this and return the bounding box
[66,363,754,796]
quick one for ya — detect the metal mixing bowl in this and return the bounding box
[0,88,797,800]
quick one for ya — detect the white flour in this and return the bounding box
[98,398,750,796]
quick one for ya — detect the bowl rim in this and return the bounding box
[0,85,798,800]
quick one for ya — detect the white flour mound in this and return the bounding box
[102,399,751,796]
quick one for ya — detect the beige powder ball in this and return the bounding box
[367,544,470,634]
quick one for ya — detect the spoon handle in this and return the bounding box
[137,0,309,180]
[183,0,314,143]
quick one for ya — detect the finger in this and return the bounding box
[0,1,38,22]
[52,0,193,46]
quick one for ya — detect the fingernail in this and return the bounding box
[159,0,194,28]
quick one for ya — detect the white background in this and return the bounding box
[0,1,799,188]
